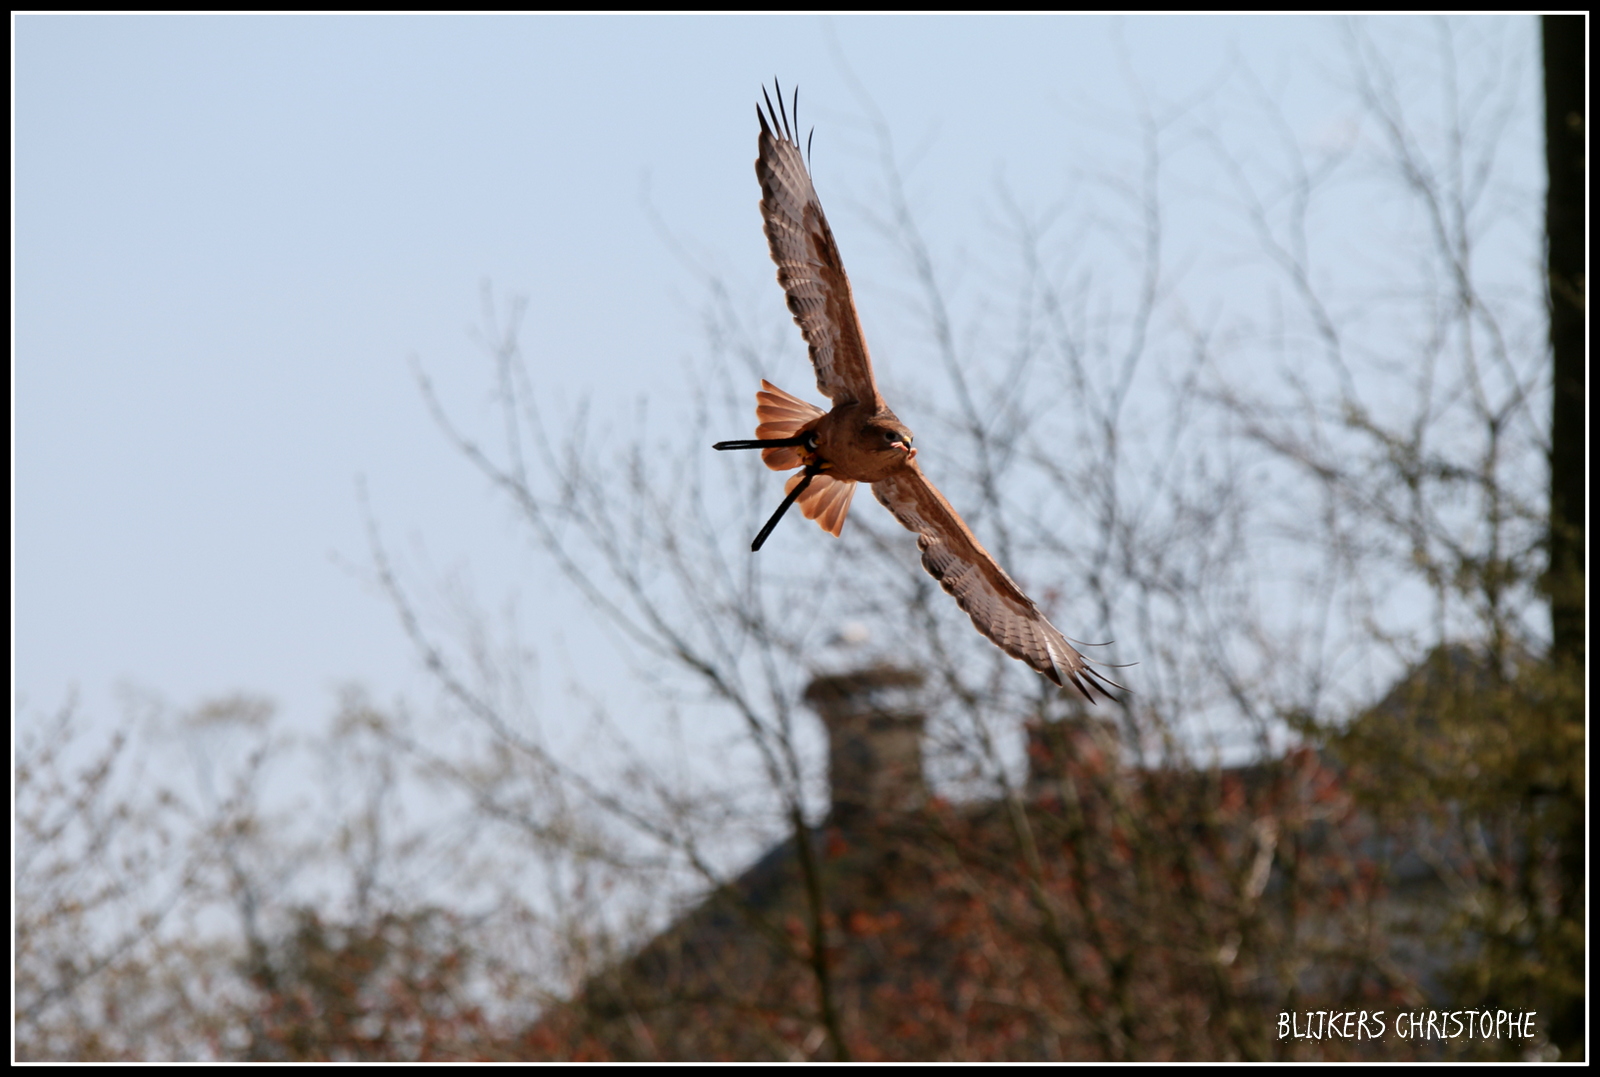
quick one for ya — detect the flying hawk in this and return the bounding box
[715,84,1121,703]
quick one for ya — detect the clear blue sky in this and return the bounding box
[15,15,1542,743]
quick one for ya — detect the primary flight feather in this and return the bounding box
[715,83,1121,704]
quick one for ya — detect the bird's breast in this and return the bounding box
[815,405,914,484]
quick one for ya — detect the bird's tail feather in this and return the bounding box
[755,380,825,471]
[754,381,855,536]
[785,469,856,537]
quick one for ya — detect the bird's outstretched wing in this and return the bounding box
[756,84,881,409]
[873,465,1121,702]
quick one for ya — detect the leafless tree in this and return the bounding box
[15,14,1567,1063]
[375,18,1562,1061]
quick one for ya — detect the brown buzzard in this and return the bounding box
[716,84,1121,703]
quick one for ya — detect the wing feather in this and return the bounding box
[756,86,881,408]
[873,464,1120,702]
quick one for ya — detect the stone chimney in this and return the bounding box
[1026,715,1120,799]
[803,665,927,825]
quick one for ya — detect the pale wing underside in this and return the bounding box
[872,465,1119,701]
[756,92,881,409]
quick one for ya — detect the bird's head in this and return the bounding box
[867,418,917,464]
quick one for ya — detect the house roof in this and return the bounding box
[520,666,1451,1062]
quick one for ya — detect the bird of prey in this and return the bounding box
[715,84,1121,703]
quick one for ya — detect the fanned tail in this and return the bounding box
[755,380,824,471]
[754,380,856,537]
[785,469,856,537]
